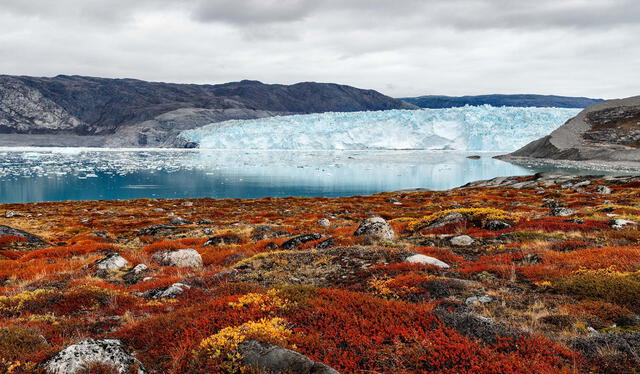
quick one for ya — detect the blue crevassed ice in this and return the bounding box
[180,105,580,151]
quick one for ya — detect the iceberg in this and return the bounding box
[180,105,580,151]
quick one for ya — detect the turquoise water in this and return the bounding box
[0,149,615,203]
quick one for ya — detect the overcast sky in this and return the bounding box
[0,0,638,98]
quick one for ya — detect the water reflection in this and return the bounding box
[0,149,619,203]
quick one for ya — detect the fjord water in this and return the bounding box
[0,149,606,203]
[0,106,591,203]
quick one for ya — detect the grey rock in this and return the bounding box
[317,218,331,227]
[549,207,575,217]
[94,253,129,278]
[123,264,149,284]
[204,233,242,246]
[595,185,612,194]
[4,210,23,218]
[484,220,511,231]
[425,211,467,228]
[281,233,324,250]
[609,218,637,230]
[136,224,178,236]
[238,340,340,374]
[405,254,450,269]
[0,224,46,244]
[141,282,190,299]
[465,295,493,305]
[44,339,146,374]
[353,216,394,240]
[152,249,203,268]
[450,235,475,246]
[169,217,193,226]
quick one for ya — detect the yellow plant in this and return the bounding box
[368,277,395,298]
[0,289,56,315]
[229,289,290,313]
[199,317,293,359]
[407,208,513,231]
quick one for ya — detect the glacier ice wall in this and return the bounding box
[180,105,580,151]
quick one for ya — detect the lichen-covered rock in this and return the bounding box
[450,235,475,246]
[353,216,394,240]
[136,224,178,236]
[0,224,46,244]
[94,253,129,278]
[140,282,190,299]
[281,233,324,250]
[318,218,331,227]
[549,207,574,217]
[123,264,149,284]
[152,249,203,268]
[405,254,450,269]
[238,340,340,374]
[169,217,193,226]
[484,220,511,231]
[44,339,146,374]
[609,218,637,230]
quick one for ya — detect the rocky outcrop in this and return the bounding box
[151,249,203,268]
[500,96,640,165]
[353,216,395,241]
[238,340,340,374]
[44,339,146,374]
[0,75,415,147]
[0,225,46,244]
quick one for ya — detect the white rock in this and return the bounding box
[45,339,146,374]
[405,254,450,269]
[450,235,475,246]
[353,216,394,240]
[152,248,203,268]
[318,218,331,228]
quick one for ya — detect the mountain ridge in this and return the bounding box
[402,94,603,109]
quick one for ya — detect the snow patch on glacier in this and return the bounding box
[180,106,580,151]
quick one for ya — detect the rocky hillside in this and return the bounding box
[499,96,640,166]
[0,75,416,147]
[402,94,602,109]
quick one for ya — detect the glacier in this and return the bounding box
[180,105,581,151]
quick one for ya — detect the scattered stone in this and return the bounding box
[318,218,331,227]
[152,249,203,268]
[169,217,193,225]
[197,218,212,225]
[549,207,575,217]
[484,220,511,231]
[450,235,475,247]
[123,264,149,285]
[44,339,146,374]
[94,253,129,278]
[353,216,394,240]
[542,199,562,209]
[4,210,23,218]
[465,295,493,305]
[405,254,450,269]
[136,224,178,236]
[281,233,324,250]
[609,219,637,230]
[0,224,46,244]
[80,218,91,223]
[316,237,335,249]
[204,233,242,246]
[239,340,340,374]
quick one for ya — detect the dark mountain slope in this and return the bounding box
[0,75,415,146]
[402,94,603,109]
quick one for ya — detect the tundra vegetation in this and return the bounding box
[0,174,639,373]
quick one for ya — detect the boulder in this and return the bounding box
[281,233,324,250]
[609,219,637,230]
[44,339,146,374]
[0,224,46,244]
[317,218,331,228]
[450,235,475,246]
[426,211,467,229]
[140,282,190,299]
[94,253,129,278]
[152,249,203,268]
[549,207,575,217]
[353,216,394,240]
[4,210,23,218]
[484,220,511,231]
[595,185,612,194]
[169,217,193,226]
[405,254,450,269]
[204,233,242,246]
[123,264,149,284]
[238,340,339,374]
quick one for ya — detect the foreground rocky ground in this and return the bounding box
[1,173,640,373]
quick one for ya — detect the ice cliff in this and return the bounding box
[181,105,580,151]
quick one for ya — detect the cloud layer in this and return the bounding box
[1,0,638,98]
